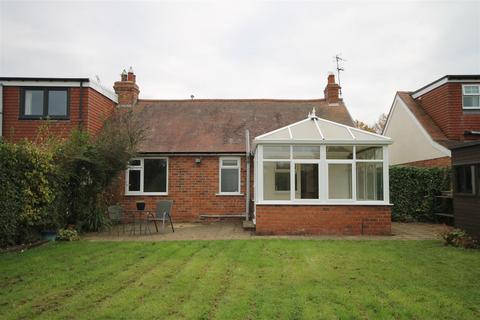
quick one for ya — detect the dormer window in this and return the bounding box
[20,88,69,119]
[463,85,480,109]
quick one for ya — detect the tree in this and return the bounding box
[354,120,376,133]
[373,113,388,134]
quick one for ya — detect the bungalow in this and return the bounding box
[115,71,393,235]
[0,70,393,235]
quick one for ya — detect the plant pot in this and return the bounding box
[136,201,145,211]
[41,230,57,241]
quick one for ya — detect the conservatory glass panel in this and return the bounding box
[293,146,320,159]
[356,146,383,160]
[263,145,290,159]
[328,163,352,199]
[294,163,319,199]
[326,146,353,159]
[263,161,290,200]
[356,162,384,200]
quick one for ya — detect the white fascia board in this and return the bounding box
[382,93,399,136]
[395,95,451,157]
[0,79,118,103]
[252,139,392,148]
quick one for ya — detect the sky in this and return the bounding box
[1,1,479,124]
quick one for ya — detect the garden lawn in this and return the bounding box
[1,240,479,320]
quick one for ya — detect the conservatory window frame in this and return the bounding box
[256,144,389,205]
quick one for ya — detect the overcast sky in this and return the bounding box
[1,1,479,123]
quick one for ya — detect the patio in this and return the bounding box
[84,221,450,241]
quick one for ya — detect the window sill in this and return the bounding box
[125,193,169,196]
[256,201,392,206]
[216,193,244,196]
[19,116,70,121]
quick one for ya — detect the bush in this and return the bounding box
[57,228,80,241]
[0,140,60,247]
[440,229,477,249]
[389,166,450,222]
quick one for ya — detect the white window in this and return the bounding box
[219,157,241,194]
[125,158,168,195]
[463,85,480,109]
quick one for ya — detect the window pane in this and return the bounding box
[356,146,383,160]
[263,146,290,159]
[129,159,141,166]
[128,170,141,192]
[48,90,68,116]
[222,159,238,166]
[295,163,318,199]
[328,164,352,199]
[463,96,480,108]
[356,163,384,201]
[464,85,480,94]
[263,161,290,200]
[221,168,239,192]
[455,165,474,194]
[24,90,44,115]
[144,159,167,192]
[293,146,320,159]
[327,146,353,159]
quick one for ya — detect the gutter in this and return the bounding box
[78,81,84,129]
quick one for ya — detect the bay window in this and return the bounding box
[126,158,168,195]
[258,144,388,204]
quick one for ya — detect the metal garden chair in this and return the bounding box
[147,200,174,233]
[107,205,125,235]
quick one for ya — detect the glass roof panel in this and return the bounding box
[290,120,322,140]
[317,120,352,140]
[351,129,386,141]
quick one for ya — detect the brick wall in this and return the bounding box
[119,156,251,221]
[255,205,391,235]
[399,156,451,168]
[2,86,115,141]
[417,82,480,141]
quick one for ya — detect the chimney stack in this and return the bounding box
[324,73,341,105]
[113,67,140,107]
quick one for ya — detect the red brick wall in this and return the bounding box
[119,156,250,221]
[399,156,451,168]
[417,82,480,141]
[255,205,391,235]
[2,86,115,141]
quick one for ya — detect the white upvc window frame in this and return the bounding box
[257,144,390,205]
[218,157,242,195]
[462,84,480,109]
[125,157,169,196]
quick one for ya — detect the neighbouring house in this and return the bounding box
[451,141,480,240]
[0,77,117,140]
[383,75,480,167]
[116,71,392,235]
[0,70,393,235]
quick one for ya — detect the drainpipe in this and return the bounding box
[245,129,251,221]
[0,83,3,138]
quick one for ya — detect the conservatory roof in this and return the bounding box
[253,109,392,146]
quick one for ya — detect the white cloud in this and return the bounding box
[1,0,479,123]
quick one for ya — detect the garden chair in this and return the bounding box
[147,200,174,233]
[107,205,125,235]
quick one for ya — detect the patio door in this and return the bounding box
[293,162,319,200]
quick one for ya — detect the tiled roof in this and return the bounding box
[134,99,354,153]
[397,92,454,148]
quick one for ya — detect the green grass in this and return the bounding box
[1,240,479,320]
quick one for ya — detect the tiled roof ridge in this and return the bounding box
[137,98,335,103]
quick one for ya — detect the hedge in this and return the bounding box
[389,166,451,222]
[0,141,59,247]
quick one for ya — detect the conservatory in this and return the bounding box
[253,110,393,235]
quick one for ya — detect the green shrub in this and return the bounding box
[0,140,60,247]
[57,228,80,241]
[440,229,478,249]
[389,166,450,222]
